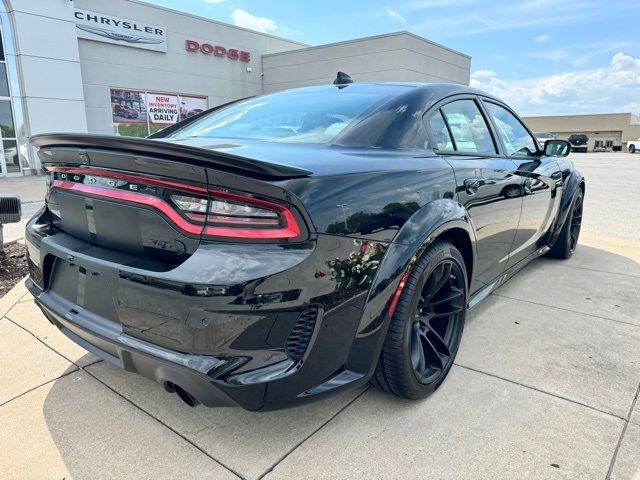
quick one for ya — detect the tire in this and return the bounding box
[630,145,636,154]
[548,189,583,259]
[372,239,467,399]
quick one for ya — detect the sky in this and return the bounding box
[145,0,640,116]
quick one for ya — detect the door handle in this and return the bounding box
[464,178,481,194]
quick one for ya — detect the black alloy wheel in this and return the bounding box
[568,192,583,253]
[410,259,465,384]
[372,240,467,399]
[548,189,583,259]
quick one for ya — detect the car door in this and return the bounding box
[427,97,523,295]
[480,99,563,268]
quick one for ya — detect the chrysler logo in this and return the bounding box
[76,24,164,44]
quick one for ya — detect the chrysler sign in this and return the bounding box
[75,10,167,52]
[185,40,250,62]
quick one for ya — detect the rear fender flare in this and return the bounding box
[365,198,475,328]
[344,199,475,375]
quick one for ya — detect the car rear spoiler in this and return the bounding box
[29,133,313,179]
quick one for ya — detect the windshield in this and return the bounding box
[535,132,554,139]
[166,87,392,144]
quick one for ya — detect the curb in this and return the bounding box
[2,237,25,248]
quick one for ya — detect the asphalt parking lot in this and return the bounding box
[0,152,639,479]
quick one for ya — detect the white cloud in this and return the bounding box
[409,0,598,38]
[528,41,635,68]
[471,69,497,79]
[386,8,407,23]
[203,0,225,3]
[231,9,277,33]
[534,34,551,42]
[470,53,640,116]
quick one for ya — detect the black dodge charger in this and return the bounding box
[26,81,584,411]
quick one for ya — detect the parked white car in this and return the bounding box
[627,138,640,153]
[534,132,556,149]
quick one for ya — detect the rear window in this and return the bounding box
[166,88,392,144]
[570,135,587,141]
[439,100,497,154]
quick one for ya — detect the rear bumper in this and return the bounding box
[29,277,372,410]
[30,280,239,407]
[25,210,388,410]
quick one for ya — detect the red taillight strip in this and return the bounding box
[52,178,302,239]
[203,213,299,238]
[388,270,411,317]
[54,180,204,234]
[207,214,279,225]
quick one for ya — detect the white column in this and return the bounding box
[7,0,87,173]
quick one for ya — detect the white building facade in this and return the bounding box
[0,0,470,176]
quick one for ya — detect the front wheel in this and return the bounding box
[371,240,467,399]
[548,189,583,259]
[630,145,636,154]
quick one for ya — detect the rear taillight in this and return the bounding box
[169,195,209,223]
[170,194,279,226]
[46,166,304,241]
[170,191,300,238]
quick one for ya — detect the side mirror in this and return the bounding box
[544,139,570,157]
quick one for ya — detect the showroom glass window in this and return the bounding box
[483,102,538,157]
[0,6,26,176]
[438,100,496,154]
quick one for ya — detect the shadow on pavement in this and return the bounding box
[40,243,639,479]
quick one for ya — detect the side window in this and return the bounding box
[440,100,496,154]
[428,110,454,150]
[484,102,538,157]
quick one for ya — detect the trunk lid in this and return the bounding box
[31,133,313,179]
[32,134,310,265]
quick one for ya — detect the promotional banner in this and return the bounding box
[75,9,167,52]
[110,88,208,136]
[146,93,179,124]
[110,88,147,124]
[179,95,209,121]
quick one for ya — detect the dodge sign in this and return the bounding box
[185,40,250,62]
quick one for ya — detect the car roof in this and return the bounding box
[158,81,511,152]
[278,81,501,105]
[276,82,504,114]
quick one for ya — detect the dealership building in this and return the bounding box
[0,0,470,177]
[523,113,640,152]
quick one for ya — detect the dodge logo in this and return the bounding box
[185,40,250,62]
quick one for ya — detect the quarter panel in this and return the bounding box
[280,157,458,242]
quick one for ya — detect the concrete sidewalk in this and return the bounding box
[0,153,639,479]
[0,241,638,479]
[0,175,46,244]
